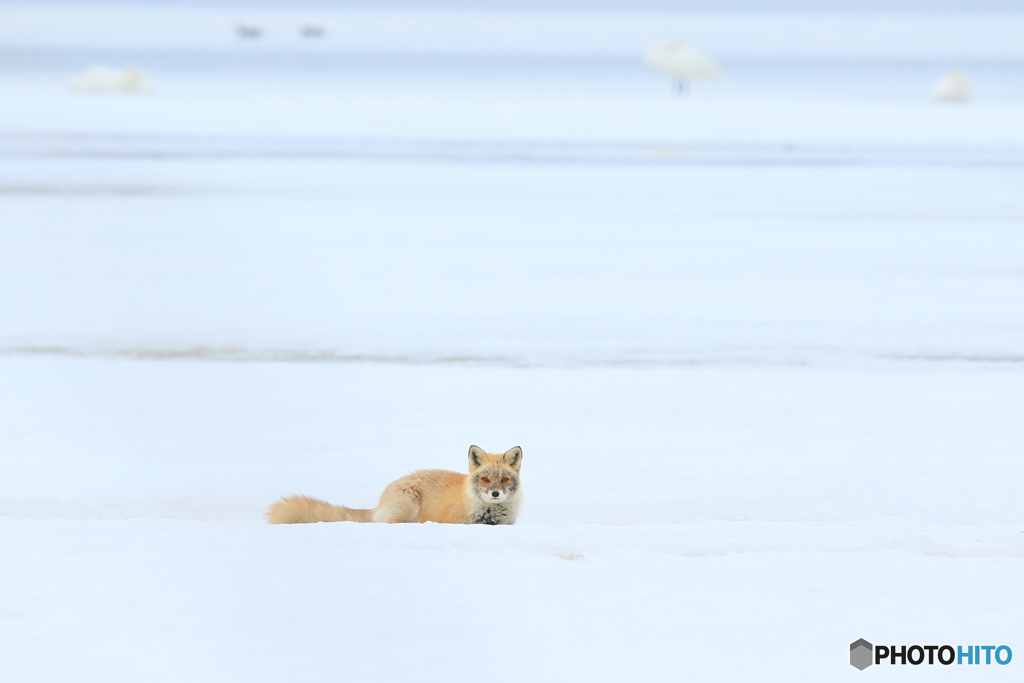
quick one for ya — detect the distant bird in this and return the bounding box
[932,71,970,103]
[301,24,325,38]
[644,40,721,93]
[236,24,262,39]
[70,64,152,94]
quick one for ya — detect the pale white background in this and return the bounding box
[1,1,1022,680]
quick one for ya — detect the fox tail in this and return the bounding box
[265,495,372,524]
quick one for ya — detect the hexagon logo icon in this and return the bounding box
[850,639,873,670]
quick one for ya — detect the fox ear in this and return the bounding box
[468,445,487,470]
[503,446,523,472]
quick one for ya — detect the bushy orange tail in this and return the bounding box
[265,495,372,524]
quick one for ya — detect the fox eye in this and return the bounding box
[501,477,510,484]
[480,477,490,484]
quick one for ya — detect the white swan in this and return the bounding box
[70,64,152,94]
[644,40,721,92]
[932,71,970,102]
[236,24,262,39]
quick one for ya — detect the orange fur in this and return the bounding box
[266,446,523,526]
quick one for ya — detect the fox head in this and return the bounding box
[467,445,522,505]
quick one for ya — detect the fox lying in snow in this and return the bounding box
[266,445,523,525]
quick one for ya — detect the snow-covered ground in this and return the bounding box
[1,2,1022,681]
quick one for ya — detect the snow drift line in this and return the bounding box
[4,346,1024,368]
[4,133,1024,167]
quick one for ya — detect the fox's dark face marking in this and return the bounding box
[466,446,522,513]
[471,467,518,504]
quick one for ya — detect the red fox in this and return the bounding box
[266,445,523,525]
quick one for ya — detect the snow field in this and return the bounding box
[2,160,1023,366]
[2,357,1023,525]
[2,516,1020,682]
[1,353,1021,681]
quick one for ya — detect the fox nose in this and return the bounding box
[491,491,500,498]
